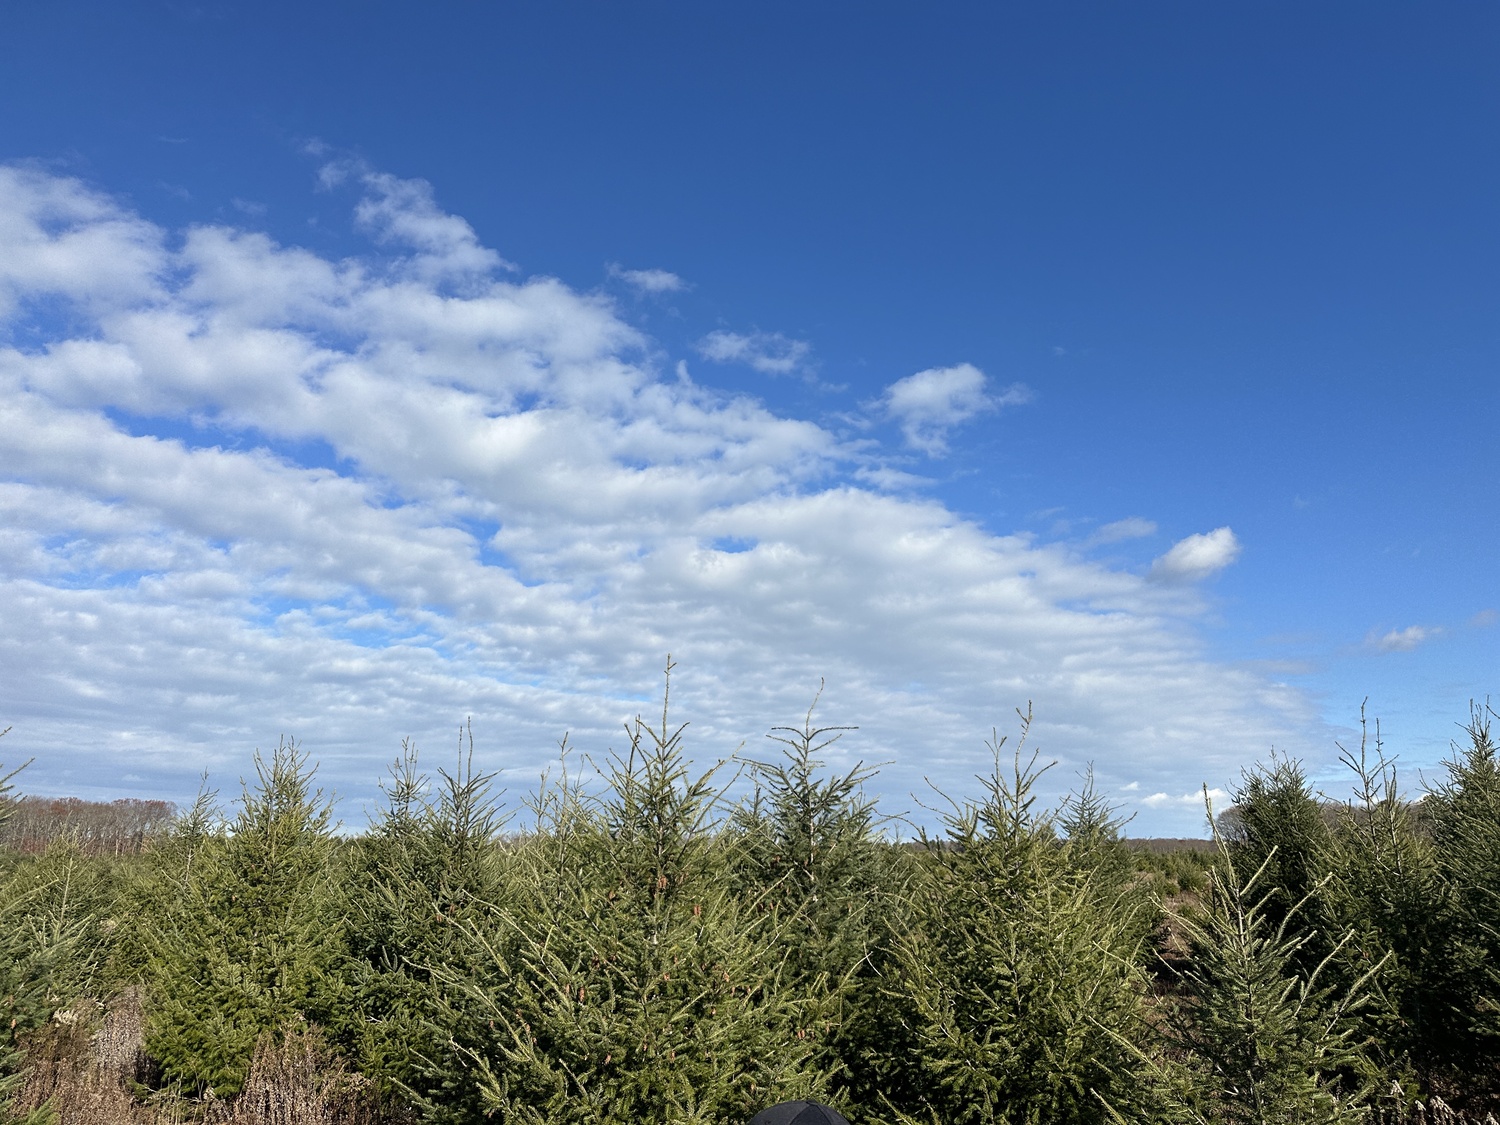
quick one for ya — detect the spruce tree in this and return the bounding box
[1154,811,1381,1125]
[1421,701,1500,1107]
[143,739,345,1099]
[885,709,1158,1125]
[1058,765,1157,952]
[105,778,220,992]
[1223,753,1333,964]
[729,688,919,1117]
[439,661,828,1124]
[0,742,80,1125]
[1319,711,1440,1093]
[338,730,513,1122]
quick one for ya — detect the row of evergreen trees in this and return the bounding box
[1,684,1497,1124]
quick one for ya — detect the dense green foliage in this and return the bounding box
[884,714,1160,1125]
[1157,831,1381,1125]
[2,692,1498,1125]
[338,731,514,1121]
[141,740,346,1098]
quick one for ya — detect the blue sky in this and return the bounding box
[0,1,1495,835]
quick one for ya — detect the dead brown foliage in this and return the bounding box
[11,992,393,1125]
[1369,1092,1500,1125]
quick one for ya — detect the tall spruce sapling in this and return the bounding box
[0,739,32,1081]
[104,776,221,995]
[1318,707,1441,1094]
[338,727,513,1122]
[0,733,82,1125]
[143,738,345,1100]
[1221,752,1334,970]
[886,707,1158,1125]
[1057,765,1158,947]
[1057,765,1132,880]
[1420,700,1500,1106]
[733,686,869,913]
[439,659,829,1125]
[0,843,130,1125]
[1139,790,1385,1125]
[731,684,881,1000]
[730,686,919,1117]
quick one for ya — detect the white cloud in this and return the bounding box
[1149,527,1241,582]
[325,157,516,279]
[1367,625,1440,653]
[0,162,1322,835]
[0,164,167,319]
[608,263,686,294]
[881,363,1031,456]
[696,330,812,378]
[1089,517,1158,546]
[1141,786,1228,811]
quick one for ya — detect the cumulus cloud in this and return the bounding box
[696,330,812,378]
[0,164,167,318]
[881,364,1031,455]
[1367,625,1440,653]
[607,263,686,294]
[1149,527,1241,582]
[0,162,1320,835]
[364,177,511,277]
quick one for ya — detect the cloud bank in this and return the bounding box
[0,161,1318,833]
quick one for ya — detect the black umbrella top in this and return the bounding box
[748,1100,852,1125]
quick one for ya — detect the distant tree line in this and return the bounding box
[0,795,175,857]
[0,682,1496,1125]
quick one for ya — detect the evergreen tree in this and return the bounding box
[1319,711,1440,1093]
[1151,809,1382,1125]
[338,730,513,1122]
[105,778,219,991]
[0,741,79,1125]
[1058,766,1133,887]
[1421,701,1500,1107]
[143,738,345,1099]
[1059,766,1158,952]
[729,688,920,1117]
[1222,753,1333,962]
[440,661,828,1124]
[885,709,1158,1125]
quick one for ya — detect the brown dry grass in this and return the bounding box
[11,992,393,1125]
[198,1031,384,1125]
[1368,1093,1500,1125]
[15,992,155,1125]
